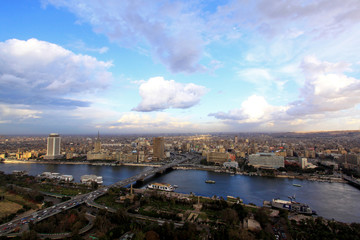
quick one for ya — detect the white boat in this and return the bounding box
[147,183,174,192]
[270,196,316,215]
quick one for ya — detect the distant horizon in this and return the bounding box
[1,1,360,134]
[2,129,360,137]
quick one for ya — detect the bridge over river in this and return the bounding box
[342,174,360,189]
[0,153,196,237]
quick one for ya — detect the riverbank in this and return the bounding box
[3,159,162,167]
[3,159,92,165]
[173,165,347,183]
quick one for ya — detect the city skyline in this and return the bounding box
[1,0,360,134]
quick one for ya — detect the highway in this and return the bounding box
[0,153,194,236]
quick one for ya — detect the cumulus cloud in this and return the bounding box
[0,38,113,108]
[287,56,360,115]
[209,95,287,123]
[132,77,207,112]
[211,56,360,132]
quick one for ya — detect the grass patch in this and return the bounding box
[38,184,91,196]
[147,198,192,212]
[0,188,40,222]
[202,209,221,221]
[138,207,181,221]
[95,194,125,209]
[0,200,22,218]
[0,188,38,209]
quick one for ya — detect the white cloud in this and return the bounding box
[132,76,207,112]
[211,56,360,132]
[287,56,360,115]
[69,105,122,123]
[42,0,360,75]
[238,68,288,93]
[241,95,272,121]
[209,95,287,123]
[0,38,113,107]
[238,68,273,91]
[69,40,109,54]
[254,0,360,38]
[106,112,199,133]
[207,0,360,38]
[43,0,206,73]
[0,104,42,122]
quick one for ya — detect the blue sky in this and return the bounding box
[1,0,360,134]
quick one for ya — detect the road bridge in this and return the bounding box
[0,153,195,237]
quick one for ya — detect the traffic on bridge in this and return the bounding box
[0,153,195,236]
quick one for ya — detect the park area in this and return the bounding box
[0,188,40,223]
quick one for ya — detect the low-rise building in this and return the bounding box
[81,175,103,185]
[223,161,239,168]
[248,153,284,169]
[207,152,229,165]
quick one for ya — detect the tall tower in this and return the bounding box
[235,136,238,145]
[153,137,165,160]
[94,131,101,153]
[46,133,61,159]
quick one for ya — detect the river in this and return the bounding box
[1,162,359,223]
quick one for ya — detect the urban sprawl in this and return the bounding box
[2,131,360,177]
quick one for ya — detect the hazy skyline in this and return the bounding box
[1,0,360,134]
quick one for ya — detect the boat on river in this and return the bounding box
[205,180,216,184]
[293,184,302,187]
[147,183,174,192]
[268,195,316,215]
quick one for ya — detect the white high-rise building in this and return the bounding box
[45,133,61,159]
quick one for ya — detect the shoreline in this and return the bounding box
[2,159,347,184]
[2,159,162,167]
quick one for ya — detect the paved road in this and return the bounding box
[0,153,195,236]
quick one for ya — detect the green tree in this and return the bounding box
[91,181,99,190]
[134,231,145,240]
[232,203,248,221]
[254,207,270,228]
[43,201,53,208]
[200,159,208,165]
[221,208,239,225]
[94,215,111,235]
[145,230,160,240]
[34,195,44,203]
[21,230,39,240]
